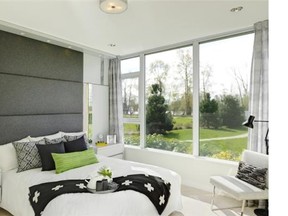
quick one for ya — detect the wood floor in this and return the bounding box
[174,185,257,216]
[0,185,258,216]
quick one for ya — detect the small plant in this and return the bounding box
[98,166,112,178]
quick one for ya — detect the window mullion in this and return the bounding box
[193,42,200,156]
[139,53,145,149]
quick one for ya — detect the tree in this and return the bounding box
[199,93,220,128]
[231,67,249,110]
[219,94,244,128]
[200,65,213,95]
[177,49,193,115]
[148,60,169,91]
[122,79,138,116]
[146,84,174,134]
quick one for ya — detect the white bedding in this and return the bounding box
[0,155,182,216]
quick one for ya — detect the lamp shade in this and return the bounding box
[242,115,255,128]
[100,0,128,14]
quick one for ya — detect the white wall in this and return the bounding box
[91,85,109,143]
[83,53,110,142]
[124,146,238,192]
[83,53,108,85]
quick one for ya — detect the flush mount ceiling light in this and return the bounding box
[100,0,128,14]
[230,6,243,12]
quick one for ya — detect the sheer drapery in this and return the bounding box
[108,58,124,144]
[248,20,269,154]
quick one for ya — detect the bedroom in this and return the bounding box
[0,0,282,216]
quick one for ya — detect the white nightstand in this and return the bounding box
[97,143,124,159]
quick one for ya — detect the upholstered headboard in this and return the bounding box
[0,30,84,145]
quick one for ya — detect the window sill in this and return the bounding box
[124,145,238,166]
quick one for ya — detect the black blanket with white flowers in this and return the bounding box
[28,174,171,216]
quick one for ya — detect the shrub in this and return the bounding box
[146,84,174,134]
[146,134,189,153]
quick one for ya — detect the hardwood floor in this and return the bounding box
[0,185,258,216]
[177,185,257,216]
[0,208,11,216]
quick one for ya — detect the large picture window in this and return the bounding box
[199,34,254,160]
[121,31,254,161]
[145,46,193,153]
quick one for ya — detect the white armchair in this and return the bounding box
[210,150,268,216]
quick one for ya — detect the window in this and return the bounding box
[121,57,141,146]
[199,33,254,161]
[88,84,93,140]
[145,46,193,153]
[121,31,254,161]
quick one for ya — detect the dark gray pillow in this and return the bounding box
[236,161,268,190]
[36,142,65,171]
[64,136,88,153]
[64,134,89,147]
[12,139,45,172]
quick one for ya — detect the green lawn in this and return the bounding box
[121,116,248,161]
[165,127,247,140]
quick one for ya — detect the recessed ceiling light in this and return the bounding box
[230,6,243,12]
[108,43,116,47]
[100,0,128,14]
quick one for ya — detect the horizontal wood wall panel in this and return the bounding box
[0,114,83,144]
[0,30,83,82]
[0,74,83,116]
[0,30,84,144]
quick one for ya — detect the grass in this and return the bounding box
[200,138,247,153]
[116,116,248,160]
[165,127,247,140]
[173,116,193,129]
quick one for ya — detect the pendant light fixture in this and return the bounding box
[100,0,128,14]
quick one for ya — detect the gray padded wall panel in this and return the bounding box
[0,30,84,145]
[0,114,83,144]
[0,30,83,82]
[0,74,83,115]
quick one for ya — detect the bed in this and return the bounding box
[0,133,182,216]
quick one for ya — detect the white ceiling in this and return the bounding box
[0,0,268,57]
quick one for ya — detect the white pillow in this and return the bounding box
[0,137,30,171]
[60,131,89,147]
[60,131,87,137]
[29,131,62,141]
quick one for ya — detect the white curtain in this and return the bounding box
[108,58,124,144]
[248,20,269,154]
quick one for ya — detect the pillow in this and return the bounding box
[61,131,89,145]
[236,161,268,190]
[36,142,65,171]
[29,132,62,142]
[44,137,66,144]
[52,148,98,174]
[0,143,18,171]
[64,134,89,147]
[12,139,46,172]
[0,137,30,171]
[64,136,88,153]
[60,131,86,137]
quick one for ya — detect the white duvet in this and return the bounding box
[0,156,182,216]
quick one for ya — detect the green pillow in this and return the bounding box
[52,148,98,174]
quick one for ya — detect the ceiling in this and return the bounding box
[0,0,268,57]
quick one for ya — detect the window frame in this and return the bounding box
[120,27,254,158]
[121,56,142,147]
